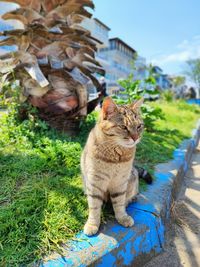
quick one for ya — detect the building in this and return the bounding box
[133,55,147,81]
[161,74,172,89]
[82,18,147,95]
[81,17,110,49]
[152,66,172,90]
[98,38,147,94]
[98,38,145,94]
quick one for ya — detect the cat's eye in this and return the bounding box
[137,124,143,131]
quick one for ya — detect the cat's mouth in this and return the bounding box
[123,137,140,147]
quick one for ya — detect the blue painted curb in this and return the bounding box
[41,120,200,267]
[187,99,200,105]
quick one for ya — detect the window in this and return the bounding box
[110,41,116,50]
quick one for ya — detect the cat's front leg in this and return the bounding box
[84,200,102,236]
[84,177,107,236]
[110,184,134,227]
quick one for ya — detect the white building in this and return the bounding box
[81,18,147,95]
[98,38,146,94]
[152,66,172,90]
[81,18,110,49]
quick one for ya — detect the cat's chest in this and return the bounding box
[110,162,132,176]
[94,143,135,164]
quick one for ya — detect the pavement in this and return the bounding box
[144,142,200,267]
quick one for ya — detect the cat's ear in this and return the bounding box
[130,98,144,110]
[102,97,117,119]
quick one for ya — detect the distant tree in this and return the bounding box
[184,59,200,97]
[172,76,186,87]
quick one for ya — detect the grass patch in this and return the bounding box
[0,100,199,265]
[136,100,200,169]
[0,109,7,116]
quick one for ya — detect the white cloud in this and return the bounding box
[193,35,200,41]
[151,35,200,68]
[177,39,189,49]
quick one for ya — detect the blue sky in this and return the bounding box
[0,1,200,76]
[93,0,200,75]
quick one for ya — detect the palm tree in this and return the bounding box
[0,0,104,134]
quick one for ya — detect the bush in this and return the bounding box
[141,104,164,130]
[161,89,174,102]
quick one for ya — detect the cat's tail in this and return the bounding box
[135,166,153,184]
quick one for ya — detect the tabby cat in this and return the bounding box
[81,97,145,236]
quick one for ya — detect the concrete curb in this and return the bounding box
[41,121,200,267]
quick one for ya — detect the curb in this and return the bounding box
[41,121,200,267]
[187,99,200,105]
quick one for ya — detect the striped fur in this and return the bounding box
[81,97,143,236]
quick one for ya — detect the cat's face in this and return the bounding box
[100,97,144,148]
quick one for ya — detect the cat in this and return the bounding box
[81,96,145,236]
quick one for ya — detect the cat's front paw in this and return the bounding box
[117,215,134,227]
[84,222,99,236]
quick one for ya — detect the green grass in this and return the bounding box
[0,109,7,116]
[0,100,199,266]
[136,100,200,169]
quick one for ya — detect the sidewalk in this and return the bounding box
[145,142,200,267]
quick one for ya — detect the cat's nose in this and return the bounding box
[130,134,139,141]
